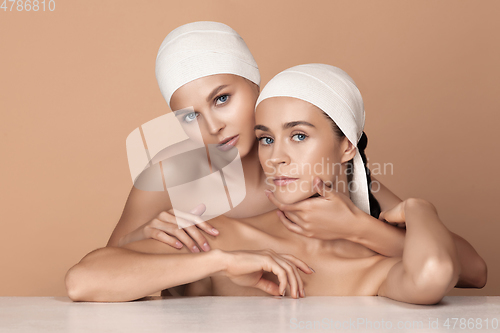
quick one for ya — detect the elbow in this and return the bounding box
[65,264,91,302]
[65,247,113,302]
[66,264,109,302]
[404,197,437,213]
[413,257,460,305]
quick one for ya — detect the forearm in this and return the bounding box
[450,232,487,288]
[400,199,460,300]
[350,214,405,257]
[353,205,486,288]
[65,247,224,302]
[356,175,405,256]
[107,227,144,248]
[379,199,460,304]
[370,175,403,212]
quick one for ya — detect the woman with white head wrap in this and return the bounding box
[155,21,261,109]
[255,64,373,215]
[109,21,280,252]
[68,64,463,305]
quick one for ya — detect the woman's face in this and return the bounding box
[255,97,354,204]
[170,74,259,158]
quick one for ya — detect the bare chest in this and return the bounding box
[185,245,399,297]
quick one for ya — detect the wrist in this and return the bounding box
[208,249,228,277]
[348,212,406,257]
[346,211,374,244]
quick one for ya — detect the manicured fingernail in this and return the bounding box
[264,190,271,197]
[175,241,183,248]
[302,289,306,297]
[309,266,315,273]
[192,246,200,253]
[211,228,219,235]
[203,242,210,251]
[282,289,286,297]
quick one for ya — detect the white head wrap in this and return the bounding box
[155,21,261,108]
[256,64,370,215]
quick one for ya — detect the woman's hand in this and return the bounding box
[220,249,314,298]
[265,177,366,241]
[117,204,220,252]
[378,200,407,229]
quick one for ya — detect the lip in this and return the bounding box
[273,176,299,186]
[216,135,239,151]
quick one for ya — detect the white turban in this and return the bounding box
[256,64,370,215]
[155,21,261,108]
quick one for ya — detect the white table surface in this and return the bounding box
[0,296,499,333]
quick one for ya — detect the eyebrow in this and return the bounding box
[254,121,316,132]
[206,85,229,102]
[173,108,194,117]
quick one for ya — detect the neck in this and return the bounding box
[273,163,361,255]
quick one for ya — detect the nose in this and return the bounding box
[268,140,290,166]
[203,111,225,135]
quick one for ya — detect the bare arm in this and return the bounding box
[66,239,223,302]
[65,237,312,302]
[356,176,487,288]
[449,231,487,288]
[377,198,461,304]
[370,175,404,212]
[107,150,219,251]
[107,139,206,247]
[107,186,172,247]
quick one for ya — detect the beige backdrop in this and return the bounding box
[0,0,498,297]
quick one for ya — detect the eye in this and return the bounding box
[258,136,274,145]
[183,112,199,123]
[215,94,229,106]
[291,133,307,142]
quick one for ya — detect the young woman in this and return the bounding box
[105,22,486,289]
[66,64,483,304]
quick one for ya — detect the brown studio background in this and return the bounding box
[0,0,498,297]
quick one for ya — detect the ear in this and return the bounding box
[340,137,357,164]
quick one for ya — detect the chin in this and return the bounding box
[237,137,256,158]
[272,187,314,205]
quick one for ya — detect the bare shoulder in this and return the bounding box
[107,185,172,246]
[202,216,245,251]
